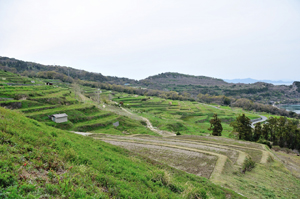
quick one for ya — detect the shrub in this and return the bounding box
[19,184,36,194]
[0,169,16,188]
[257,139,272,149]
[151,170,171,186]
[140,120,147,126]
[187,188,207,199]
[50,131,58,137]
[242,156,256,173]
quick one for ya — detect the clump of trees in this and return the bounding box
[231,98,298,118]
[230,114,252,140]
[208,114,223,136]
[197,94,299,119]
[197,94,233,105]
[231,114,300,151]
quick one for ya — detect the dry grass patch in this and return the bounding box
[103,140,217,179]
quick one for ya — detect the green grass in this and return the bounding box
[0,106,244,198]
[220,161,300,199]
[107,94,260,137]
[2,71,300,198]
[0,81,159,136]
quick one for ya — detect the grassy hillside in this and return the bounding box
[103,92,259,137]
[0,106,244,198]
[0,73,262,137]
[2,71,300,198]
[0,70,43,86]
[93,134,300,199]
[0,81,155,136]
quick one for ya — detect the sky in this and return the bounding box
[0,0,300,81]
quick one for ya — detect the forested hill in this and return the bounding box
[139,72,300,105]
[0,56,137,85]
[142,72,228,86]
[1,56,300,105]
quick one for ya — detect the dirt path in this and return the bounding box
[72,131,93,136]
[96,137,229,182]
[120,107,176,137]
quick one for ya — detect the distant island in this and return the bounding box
[224,78,294,85]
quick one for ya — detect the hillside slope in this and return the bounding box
[0,56,137,85]
[140,72,299,105]
[1,73,300,198]
[0,106,243,198]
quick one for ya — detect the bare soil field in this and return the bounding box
[104,140,217,178]
[103,136,239,163]
[89,133,300,198]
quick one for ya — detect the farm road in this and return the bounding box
[199,102,268,128]
[251,115,268,128]
[120,107,176,137]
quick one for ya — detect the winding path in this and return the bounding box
[121,107,176,137]
[251,115,268,128]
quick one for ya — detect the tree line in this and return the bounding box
[230,114,300,151]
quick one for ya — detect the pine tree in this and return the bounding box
[208,114,223,136]
[253,122,262,141]
[230,114,252,140]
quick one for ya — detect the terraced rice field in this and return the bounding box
[2,73,300,198]
[91,133,300,199]
[0,81,154,135]
[0,70,35,84]
[91,92,260,137]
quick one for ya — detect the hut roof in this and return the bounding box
[51,113,68,118]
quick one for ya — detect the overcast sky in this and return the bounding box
[0,0,300,80]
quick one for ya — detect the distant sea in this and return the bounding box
[279,104,300,114]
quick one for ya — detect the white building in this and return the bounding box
[51,113,68,123]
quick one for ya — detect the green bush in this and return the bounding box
[257,139,272,149]
[242,156,256,173]
[187,188,207,199]
[0,170,16,188]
